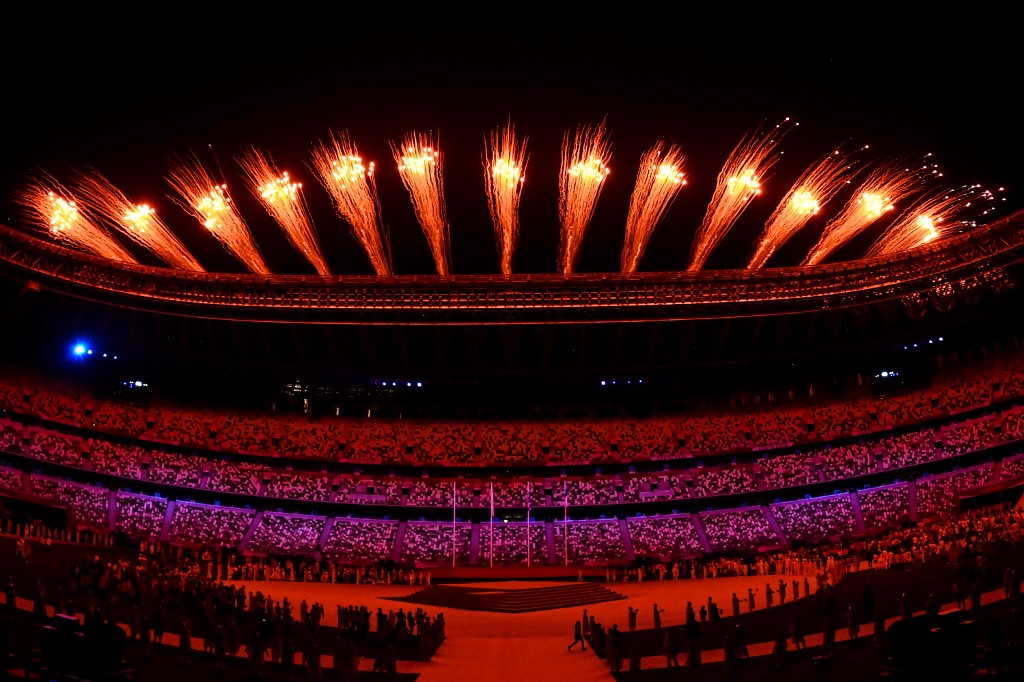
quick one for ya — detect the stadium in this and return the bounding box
[3,20,1024,678]
[2,117,1024,681]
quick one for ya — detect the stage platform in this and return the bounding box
[423,564,615,582]
[388,580,628,613]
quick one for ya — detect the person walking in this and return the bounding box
[664,627,680,668]
[569,614,585,647]
[568,619,587,651]
[847,605,860,640]
[792,615,806,650]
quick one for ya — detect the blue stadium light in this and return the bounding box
[72,343,87,356]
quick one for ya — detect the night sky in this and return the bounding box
[4,15,1022,277]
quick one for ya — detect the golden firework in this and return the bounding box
[483,120,528,276]
[748,148,856,269]
[310,130,392,277]
[802,159,926,266]
[621,142,686,274]
[688,119,794,271]
[238,148,329,276]
[15,172,137,264]
[71,169,204,271]
[166,153,270,275]
[558,120,612,275]
[863,184,996,258]
[392,132,450,276]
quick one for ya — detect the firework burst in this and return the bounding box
[747,148,857,269]
[310,130,392,277]
[687,119,794,271]
[483,121,528,275]
[15,172,137,264]
[392,132,450,276]
[863,183,996,259]
[166,153,270,275]
[620,141,686,274]
[802,158,929,266]
[238,148,329,276]
[558,120,612,275]
[70,169,204,271]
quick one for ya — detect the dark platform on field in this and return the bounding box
[389,581,628,613]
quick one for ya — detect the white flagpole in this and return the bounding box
[527,481,532,568]
[452,480,457,568]
[564,481,569,567]
[490,482,494,568]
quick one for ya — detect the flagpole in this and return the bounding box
[564,481,569,567]
[527,481,532,568]
[452,480,457,568]
[493,477,497,569]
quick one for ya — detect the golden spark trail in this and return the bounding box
[238,148,329,276]
[15,172,137,264]
[392,132,450,276]
[483,121,528,275]
[620,141,686,274]
[558,120,612,275]
[310,130,392,277]
[71,170,205,271]
[166,154,270,275]
[748,148,855,269]
[863,184,995,259]
[802,160,925,266]
[687,119,793,271]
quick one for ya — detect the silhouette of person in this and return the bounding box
[568,619,587,651]
[862,584,875,622]
[627,606,638,632]
[607,624,623,672]
[792,615,806,650]
[734,622,749,658]
[653,603,665,629]
[773,625,788,668]
[664,628,680,667]
[847,606,860,639]
[731,592,741,617]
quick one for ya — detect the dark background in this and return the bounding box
[4,14,1021,276]
[2,13,1023,416]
